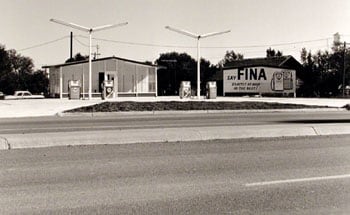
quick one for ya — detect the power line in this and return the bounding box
[76,35,331,50]
[17,34,333,54]
[18,35,69,51]
[73,36,89,47]
[73,36,97,48]
[76,35,194,48]
[205,38,331,49]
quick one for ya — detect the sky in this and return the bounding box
[1,0,350,69]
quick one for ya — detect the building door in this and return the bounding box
[98,72,104,93]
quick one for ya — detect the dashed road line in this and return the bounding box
[245,174,350,187]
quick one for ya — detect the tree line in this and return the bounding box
[0,45,48,95]
[299,44,350,97]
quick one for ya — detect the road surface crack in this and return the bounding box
[311,126,319,135]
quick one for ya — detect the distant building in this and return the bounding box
[214,55,302,97]
[43,56,158,98]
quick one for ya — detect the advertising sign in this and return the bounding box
[223,67,296,94]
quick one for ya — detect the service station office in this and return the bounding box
[43,56,158,99]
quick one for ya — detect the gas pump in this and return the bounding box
[206,81,217,99]
[68,80,81,99]
[102,80,114,100]
[179,81,191,99]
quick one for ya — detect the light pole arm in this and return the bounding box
[165,26,198,39]
[50,19,90,32]
[92,22,128,32]
[200,30,231,39]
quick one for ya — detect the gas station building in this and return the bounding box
[43,56,158,99]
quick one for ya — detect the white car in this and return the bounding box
[5,91,45,100]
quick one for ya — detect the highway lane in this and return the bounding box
[1,135,350,214]
[0,110,349,134]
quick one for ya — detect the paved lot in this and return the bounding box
[0,99,100,118]
[0,96,349,118]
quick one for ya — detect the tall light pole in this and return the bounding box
[165,26,230,99]
[50,19,128,100]
[343,41,346,97]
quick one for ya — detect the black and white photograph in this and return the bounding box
[1,0,350,214]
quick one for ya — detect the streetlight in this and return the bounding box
[165,26,230,99]
[50,18,128,99]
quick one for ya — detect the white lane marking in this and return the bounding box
[245,174,350,187]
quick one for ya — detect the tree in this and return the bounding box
[0,44,49,95]
[27,70,49,95]
[298,45,350,97]
[327,46,350,96]
[218,50,244,67]
[144,61,153,65]
[200,58,218,93]
[7,49,35,90]
[155,52,196,95]
[155,52,217,96]
[266,47,283,58]
[299,49,320,97]
[65,53,89,63]
[0,45,11,77]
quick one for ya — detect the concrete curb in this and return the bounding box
[2,124,350,150]
[58,108,346,117]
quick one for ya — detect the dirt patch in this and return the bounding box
[66,101,329,113]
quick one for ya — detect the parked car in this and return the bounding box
[5,91,45,100]
[0,91,4,100]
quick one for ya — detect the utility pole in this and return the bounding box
[70,32,73,60]
[93,44,101,59]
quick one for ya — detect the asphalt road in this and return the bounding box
[1,135,350,214]
[0,110,349,134]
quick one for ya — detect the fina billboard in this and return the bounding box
[223,67,296,95]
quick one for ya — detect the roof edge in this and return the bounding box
[42,56,159,69]
[222,64,295,70]
[222,55,301,70]
[278,55,293,66]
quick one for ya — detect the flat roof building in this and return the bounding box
[43,56,158,98]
